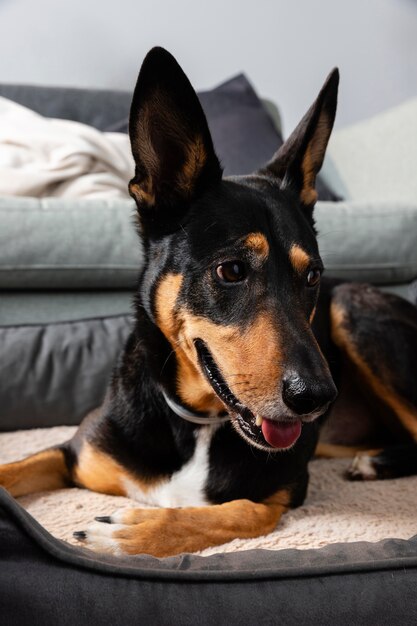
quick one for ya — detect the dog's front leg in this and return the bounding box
[73,492,290,557]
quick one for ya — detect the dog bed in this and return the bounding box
[1,428,417,625]
[2,426,417,554]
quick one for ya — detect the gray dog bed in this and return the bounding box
[1,489,417,625]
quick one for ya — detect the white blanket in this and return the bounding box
[0,97,134,199]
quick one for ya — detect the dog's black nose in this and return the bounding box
[282,373,337,416]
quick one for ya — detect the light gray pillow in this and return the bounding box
[325,97,417,202]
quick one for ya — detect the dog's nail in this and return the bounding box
[95,516,112,524]
[73,530,87,540]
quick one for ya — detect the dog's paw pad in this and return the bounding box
[346,454,377,481]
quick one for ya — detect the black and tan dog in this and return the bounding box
[1,48,417,557]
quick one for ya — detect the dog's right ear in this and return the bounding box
[128,47,222,232]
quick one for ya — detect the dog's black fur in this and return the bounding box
[2,48,417,557]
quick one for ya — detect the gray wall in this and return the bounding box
[0,0,417,133]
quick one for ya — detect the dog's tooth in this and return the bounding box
[255,414,263,427]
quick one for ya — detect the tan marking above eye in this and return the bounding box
[244,232,269,261]
[289,243,311,275]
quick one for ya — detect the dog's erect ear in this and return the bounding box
[128,47,222,230]
[260,68,339,210]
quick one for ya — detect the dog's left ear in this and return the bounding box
[128,47,222,232]
[260,68,339,211]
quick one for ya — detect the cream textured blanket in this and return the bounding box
[1,426,416,555]
[0,97,133,199]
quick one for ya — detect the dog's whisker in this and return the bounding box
[225,381,250,387]
[203,221,219,232]
[242,386,259,393]
[318,229,347,238]
[222,374,246,378]
[160,350,175,375]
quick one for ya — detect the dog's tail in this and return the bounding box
[0,446,71,497]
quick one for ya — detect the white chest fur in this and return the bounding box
[121,425,218,508]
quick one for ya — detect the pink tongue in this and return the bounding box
[261,418,302,449]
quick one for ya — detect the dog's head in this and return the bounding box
[129,47,338,451]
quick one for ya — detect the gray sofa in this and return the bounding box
[1,193,416,431]
[1,81,416,432]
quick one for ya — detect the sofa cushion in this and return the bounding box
[2,197,417,290]
[0,197,142,289]
[0,291,132,325]
[315,201,417,284]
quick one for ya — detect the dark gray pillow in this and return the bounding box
[0,76,339,198]
[0,83,132,132]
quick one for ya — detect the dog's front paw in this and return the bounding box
[346,454,377,481]
[73,521,131,555]
[73,507,182,557]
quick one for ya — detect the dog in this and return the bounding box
[1,48,417,558]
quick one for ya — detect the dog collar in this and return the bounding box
[161,390,230,425]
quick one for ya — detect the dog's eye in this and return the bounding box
[216,261,247,283]
[306,268,321,287]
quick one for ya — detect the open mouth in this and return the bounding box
[194,338,302,450]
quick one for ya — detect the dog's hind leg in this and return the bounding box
[348,443,417,480]
[314,443,382,459]
[330,283,417,480]
[0,446,70,497]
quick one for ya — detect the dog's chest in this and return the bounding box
[121,426,216,507]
